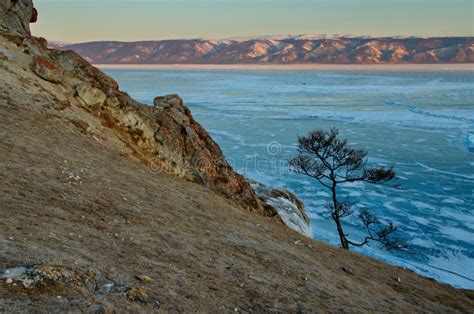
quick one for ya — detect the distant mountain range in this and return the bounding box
[51,35,474,64]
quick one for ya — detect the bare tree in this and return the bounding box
[289,128,402,250]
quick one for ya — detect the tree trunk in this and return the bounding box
[334,215,349,250]
[331,183,349,250]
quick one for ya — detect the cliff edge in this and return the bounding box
[0,1,473,312]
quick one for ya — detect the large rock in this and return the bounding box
[51,47,266,212]
[76,83,107,108]
[30,55,64,83]
[250,180,313,237]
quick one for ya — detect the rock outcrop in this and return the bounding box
[30,55,65,83]
[0,264,157,306]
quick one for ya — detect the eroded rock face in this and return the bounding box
[0,264,157,306]
[30,55,64,83]
[58,56,263,210]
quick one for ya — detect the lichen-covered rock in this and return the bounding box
[0,264,150,301]
[153,94,182,107]
[106,96,121,108]
[30,55,64,83]
[250,180,313,237]
[0,47,13,60]
[42,49,266,212]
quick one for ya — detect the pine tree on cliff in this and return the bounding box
[289,128,402,250]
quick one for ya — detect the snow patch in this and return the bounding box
[250,181,313,238]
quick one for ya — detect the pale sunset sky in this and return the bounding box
[31,0,473,43]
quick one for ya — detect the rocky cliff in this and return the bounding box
[56,36,474,64]
[1,0,313,231]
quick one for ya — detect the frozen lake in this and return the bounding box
[104,68,474,289]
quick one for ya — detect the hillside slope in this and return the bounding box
[2,47,474,312]
[1,1,473,312]
[57,36,474,65]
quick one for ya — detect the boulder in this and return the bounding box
[153,94,183,107]
[148,94,264,212]
[30,55,64,83]
[0,265,75,289]
[106,96,121,108]
[76,84,107,108]
[250,180,313,237]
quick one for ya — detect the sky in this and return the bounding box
[31,0,473,43]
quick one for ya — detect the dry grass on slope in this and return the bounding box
[1,57,473,313]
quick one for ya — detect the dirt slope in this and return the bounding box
[1,81,473,312]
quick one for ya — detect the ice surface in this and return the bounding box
[105,68,474,289]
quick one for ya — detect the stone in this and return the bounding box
[76,84,107,108]
[31,56,64,83]
[105,96,121,108]
[5,278,13,284]
[0,48,13,61]
[36,37,48,49]
[153,94,183,107]
[89,304,114,314]
[126,287,150,303]
[249,180,312,237]
[135,275,153,283]
[0,265,74,289]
